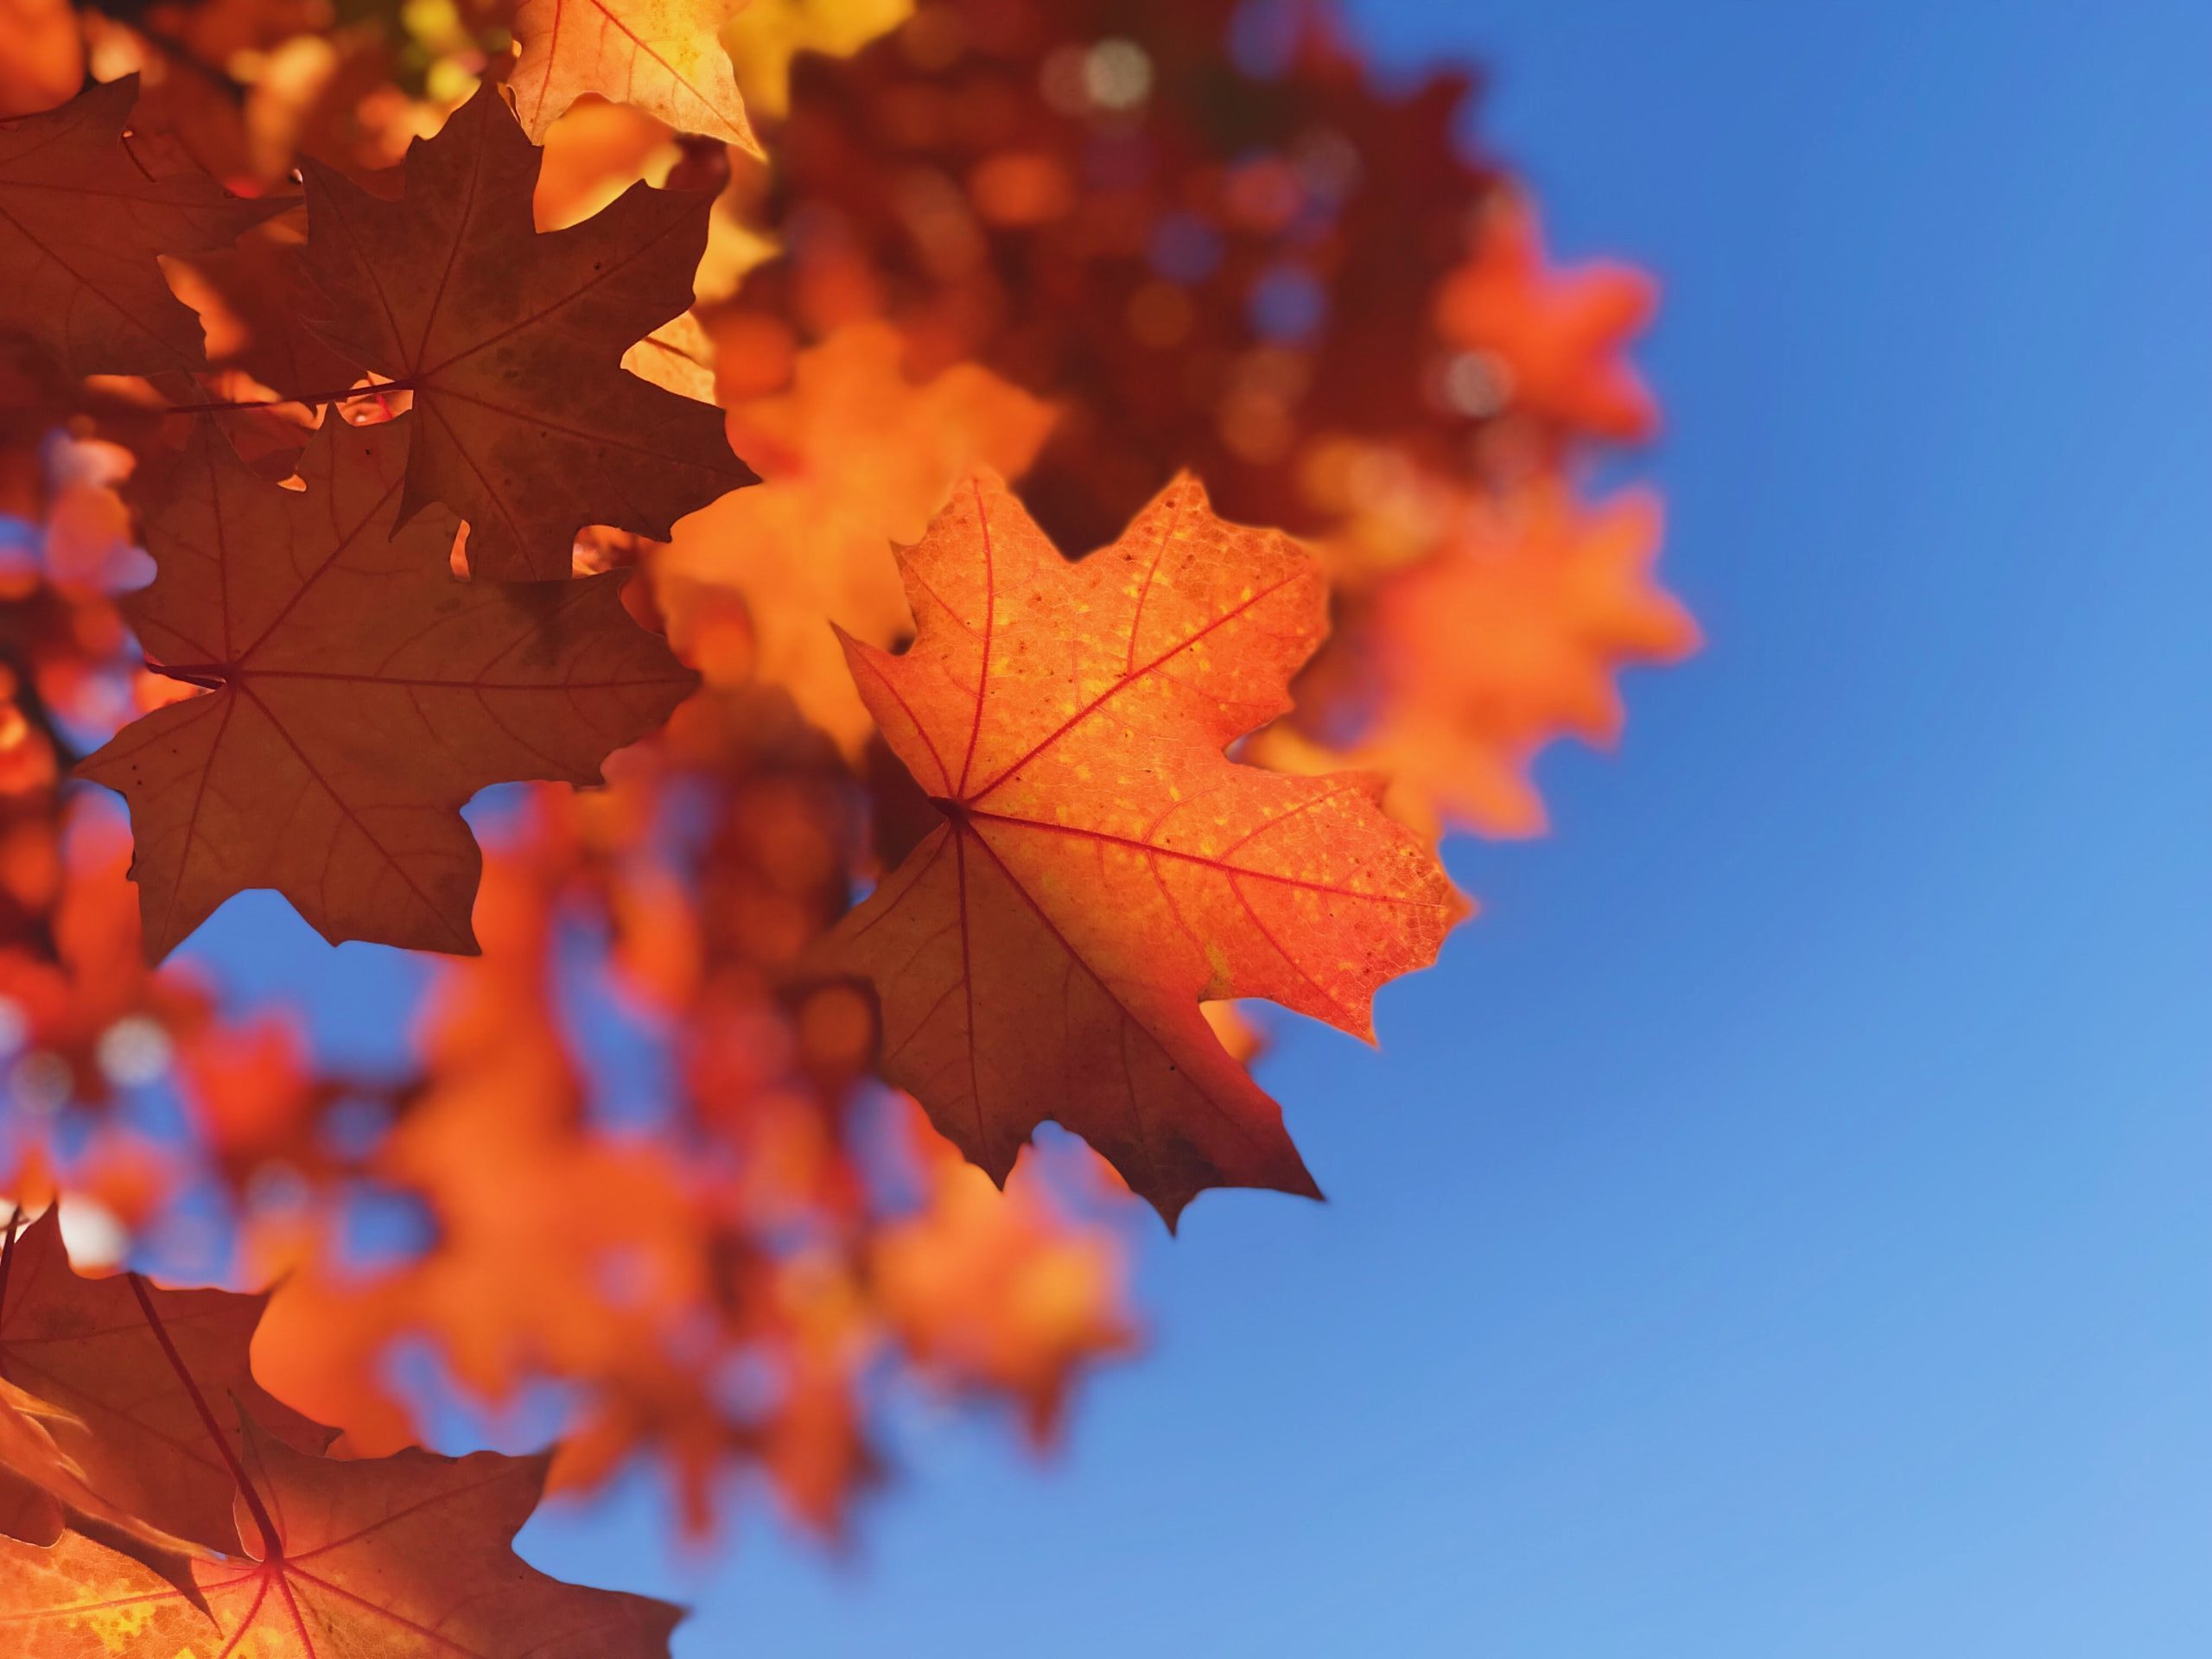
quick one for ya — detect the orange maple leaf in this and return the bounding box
[874,1102,1138,1440]
[1436,192,1660,445]
[0,1416,683,1656]
[510,0,761,153]
[78,416,697,961]
[0,1209,331,1555]
[719,0,912,121]
[657,320,1055,752]
[0,77,288,378]
[0,0,80,121]
[297,83,753,581]
[809,472,1465,1224]
[0,807,211,1102]
[1278,480,1700,837]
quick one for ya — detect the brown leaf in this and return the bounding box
[809,473,1465,1224]
[298,82,753,580]
[0,77,289,379]
[78,416,698,960]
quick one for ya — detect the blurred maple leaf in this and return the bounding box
[0,809,211,1102]
[874,1098,1138,1440]
[721,0,912,120]
[738,0,1498,550]
[657,319,1054,751]
[1435,190,1661,448]
[1269,480,1700,836]
[0,0,80,120]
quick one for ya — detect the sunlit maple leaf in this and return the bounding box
[809,472,1465,1224]
[511,0,760,153]
[0,1208,331,1555]
[0,1415,683,1656]
[657,320,1054,752]
[297,83,754,580]
[0,76,288,379]
[77,416,698,961]
[622,309,718,404]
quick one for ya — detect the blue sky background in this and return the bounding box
[164,2,2212,1654]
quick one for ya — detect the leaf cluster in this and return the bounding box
[0,0,1693,1569]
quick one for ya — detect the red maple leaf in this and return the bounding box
[811,472,1465,1224]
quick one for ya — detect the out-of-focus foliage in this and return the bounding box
[0,0,1688,1555]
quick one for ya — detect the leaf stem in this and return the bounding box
[127,1272,285,1561]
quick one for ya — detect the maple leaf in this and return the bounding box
[808,472,1465,1224]
[77,416,698,961]
[297,82,753,582]
[874,1102,1137,1440]
[0,1376,108,1544]
[739,0,1501,549]
[1273,480,1700,837]
[657,320,1054,753]
[1436,192,1660,445]
[0,1354,215,1604]
[0,1208,332,1555]
[0,76,289,379]
[0,1415,683,1656]
[0,0,80,121]
[511,0,761,152]
[250,840,721,1467]
[721,0,912,119]
[607,307,703,395]
[0,807,213,1103]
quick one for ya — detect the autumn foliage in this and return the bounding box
[0,0,1692,1644]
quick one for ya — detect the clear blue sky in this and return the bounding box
[188,3,2212,1653]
